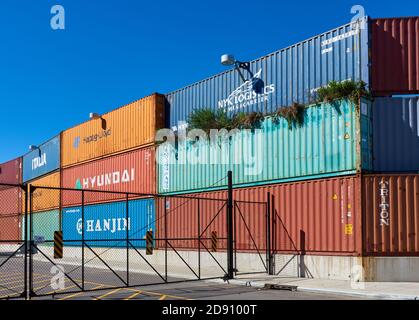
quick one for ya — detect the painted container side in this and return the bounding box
[61,94,165,168]
[23,135,60,183]
[21,210,60,243]
[158,99,372,194]
[156,175,362,256]
[372,97,419,172]
[0,157,22,185]
[371,17,419,95]
[166,18,369,130]
[62,198,155,248]
[363,174,419,256]
[61,146,156,207]
[0,215,21,242]
[0,186,22,216]
[27,171,61,213]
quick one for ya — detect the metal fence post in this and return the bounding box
[266,192,272,275]
[81,190,85,291]
[227,171,234,279]
[23,184,28,299]
[28,185,34,298]
[126,193,129,286]
[197,199,201,280]
[164,197,168,282]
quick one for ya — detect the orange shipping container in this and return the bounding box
[25,171,61,213]
[61,93,165,168]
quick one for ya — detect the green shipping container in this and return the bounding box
[21,210,60,244]
[158,98,372,194]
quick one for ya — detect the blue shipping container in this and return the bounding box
[23,135,60,182]
[62,198,155,248]
[373,97,419,172]
[166,17,369,131]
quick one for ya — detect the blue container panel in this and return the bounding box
[373,97,419,172]
[23,135,60,182]
[167,18,369,130]
[62,199,155,248]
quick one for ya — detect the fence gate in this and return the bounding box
[0,183,27,299]
[26,186,232,298]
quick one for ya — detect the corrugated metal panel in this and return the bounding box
[62,199,155,248]
[158,98,372,194]
[27,171,61,213]
[0,215,21,242]
[21,210,59,242]
[156,175,362,256]
[0,157,22,184]
[23,135,60,182]
[61,93,165,168]
[0,186,22,216]
[363,174,419,256]
[372,97,419,172]
[61,146,156,207]
[371,17,419,95]
[166,18,369,130]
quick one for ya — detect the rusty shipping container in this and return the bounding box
[61,146,156,207]
[0,215,21,242]
[157,173,419,257]
[156,175,362,256]
[363,174,419,256]
[61,93,165,168]
[26,171,61,213]
[0,157,22,185]
[0,185,23,216]
[371,17,419,95]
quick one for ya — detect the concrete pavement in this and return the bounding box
[210,274,419,300]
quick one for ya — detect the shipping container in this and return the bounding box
[61,93,165,168]
[62,198,155,248]
[0,214,21,242]
[21,210,60,243]
[156,175,362,255]
[26,171,61,213]
[363,174,419,256]
[158,98,372,194]
[371,17,419,95]
[157,173,419,257]
[61,146,156,207]
[165,18,369,131]
[0,157,22,185]
[372,97,419,172]
[0,185,22,216]
[23,135,60,182]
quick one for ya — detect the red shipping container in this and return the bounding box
[156,175,362,256]
[0,157,22,185]
[371,17,419,95]
[0,186,23,216]
[0,215,21,242]
[363,174,419,256]
[61,146,156,207]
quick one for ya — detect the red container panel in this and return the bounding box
[0,158,22,185]
[0,215,21,242]
[157,175,362,256]
[363,174,419,256]
[371,17,419,95]
[0,186,23,216]
[61,146,156,207]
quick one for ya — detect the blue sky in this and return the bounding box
[0,0,417,162]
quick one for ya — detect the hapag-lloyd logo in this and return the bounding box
[217,69,275,112]
[73,129,112,149]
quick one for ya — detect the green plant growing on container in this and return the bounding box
[315,80,371,104]
[273,103,306,129]
[231,112,264,129]
[188,108,233,135]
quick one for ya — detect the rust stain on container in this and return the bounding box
[26,171,61,213]
[371,17,419,95]
[61,93,165,168]
[362,174,419,256]
[61,146,156,207]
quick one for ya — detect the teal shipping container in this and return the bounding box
[158,98,372,194]
[21,210,60,244]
